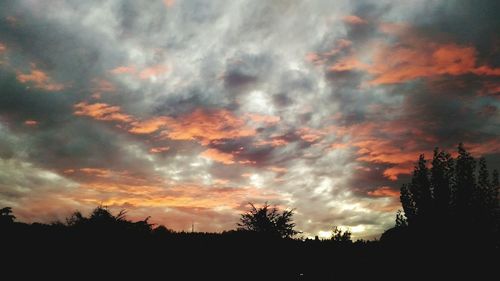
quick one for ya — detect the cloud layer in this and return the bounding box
[0,0,498,239]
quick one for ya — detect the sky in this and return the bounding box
[0,0,499,239]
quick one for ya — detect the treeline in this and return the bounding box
[0,144,498,279]
[382,144,499,247]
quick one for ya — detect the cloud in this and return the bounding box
[327,26,500,85]
[133,109,257,145]
[110,66,137,75]
[163,0,175,8]
[138,64,169,80]
[129,117,169,134]
[74,102,134,122]
[150,146,170,154]
[343,15,367,25]
[24,120,38,126]
[16,64,65,91]
[246,113,280,124]
[367,186,399,198]
[200,149,235,165]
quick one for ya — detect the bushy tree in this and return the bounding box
[237,202,299,238]
[0,207,16,225]
[66,206,153,235]
[331,226,352,243]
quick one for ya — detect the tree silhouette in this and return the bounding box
[65,205,153,236]
[454,143,476,222]
[237,202,299,238]
[410,154,433,225]
[395,210,407,228]
[0,207,16,225]
[397,144,499,244]
[331,226,352,243]
[430,148,454,221]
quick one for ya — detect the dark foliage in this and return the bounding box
[0,206,15,225]
[331,226,352,243]
[237,202,299,238]
[385,144,499,246]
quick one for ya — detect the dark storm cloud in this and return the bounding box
[416,0,500,64]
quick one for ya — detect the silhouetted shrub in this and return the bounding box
[237,202,299,238]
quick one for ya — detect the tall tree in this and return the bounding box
[431,148,454,219]
[491,169,499,207]
[409,154,432,224]
[453,143,476,220]
[400,184,416,224]
[398,144,498,245]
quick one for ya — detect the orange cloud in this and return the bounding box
[110,65,136,75]
[158,109,256,144]
[367,186,400,198]
[24,120,38,126]
[367,43,475,85]
[139,64,169,80]
[331,121,436,180]
[297,127,324,143]
[80,168,111,177]
[163,0,175,7]
[0,42,6,53]
[74,102,134,122]
[306,39,353,66]
[330,142,348,150]
[91,78,116,99]
[328,25,500,85]
[75,102,262,145]
[343,15,367,25]
[201,149,235,165]
[255,138,288,147]
[150,146,170,153]
[383,164,414,181]
[330,57,369,72]
[79,181,280,211]
[268,166,287,174]
[466,140,500,156]
[213,179,230,185]
[246,113,280,124]
[17,64,64,91]
[129,117,171,134]
[111,64,171,80]
[130,109,256,145]
[306,52,323,65]
[473,66,500,76]
[354,139,423,164]
[478,81,500,97]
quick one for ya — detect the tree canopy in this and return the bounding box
[237,202,299,238]
[397,144,499,244]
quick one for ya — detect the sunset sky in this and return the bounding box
[0,0,499,239]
